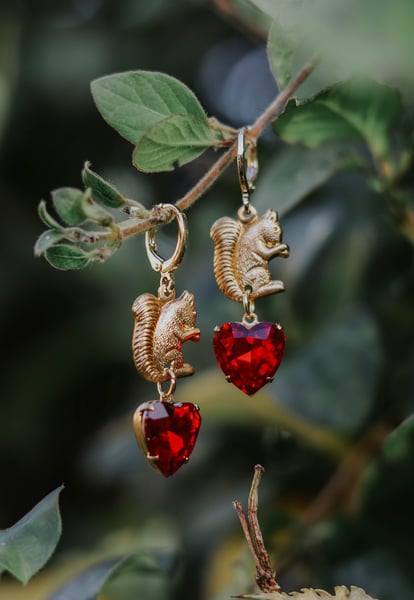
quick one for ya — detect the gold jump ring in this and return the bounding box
[157,369,177,401]
[145,204,188,274]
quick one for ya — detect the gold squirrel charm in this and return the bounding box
[210,206,289,302]
[131,204,202,477]
[132,289,200,383]
[131,205,199,383]
[210,128,289,397]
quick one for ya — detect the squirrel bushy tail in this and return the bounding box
[132,293,162,382]
[210,216,244,302]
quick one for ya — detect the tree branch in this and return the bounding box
[117,57,318,238]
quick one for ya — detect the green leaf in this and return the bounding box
[81,191,114,226]
[51,187,88,226]
[251,0,414,85]
[0,486,63,584]
[98,552,178,600]
[46,558,120,600]
[248,0,280,20]
[34,229,67,256]
[267,19,299,89]
[46,550,178,600]
[253,142,357,216]
[51,187,114,228]
[38,200,64,230]
[275,76,402,160]
[90,70,209,145]
[82,162,126,208]
[249,0,305,31]
[133,114,220,172]
[266,18,335,100]
[45,245,94,270]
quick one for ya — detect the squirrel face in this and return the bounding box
[159,291,200,343]
[257,209,282,248]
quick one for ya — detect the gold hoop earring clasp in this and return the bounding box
[237,128,258,215]
[145,204,188,274]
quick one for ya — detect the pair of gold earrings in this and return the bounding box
[132,129,289,477]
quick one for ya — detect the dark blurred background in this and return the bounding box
[0,1,413,599]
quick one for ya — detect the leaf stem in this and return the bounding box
[117,58,317,238]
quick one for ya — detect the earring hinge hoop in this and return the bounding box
[237,128,258,211]
[145,204,188,274]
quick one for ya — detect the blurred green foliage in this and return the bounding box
[0,487,62,584]
[0,1,413,599]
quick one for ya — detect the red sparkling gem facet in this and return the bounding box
[143,401,201,477]
[213,321,286,395]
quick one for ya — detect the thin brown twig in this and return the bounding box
[176,139,238,212]
[234,465,281,594]
[116,57,318,240]
[233,500,262,572]
[247,466,276,583]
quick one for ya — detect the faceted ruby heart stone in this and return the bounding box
[213,321,285,395]
[136,401,201,477]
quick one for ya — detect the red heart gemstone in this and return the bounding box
[134,401,201,477]
[213,321,285,395]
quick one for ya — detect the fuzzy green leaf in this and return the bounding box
[133,114,220,172]
[81,192,114,226]
[38,200,64,230]
[45,245,94,270]
[90,70,209,145]
[82,162,126,208]
[275,76,402,160]
[267,19,298,89]
[34,229,67,256]
[251,0,414,85]
[0,487,63,584]
[51,187,88,226]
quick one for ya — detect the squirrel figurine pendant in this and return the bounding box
[211,129,289,395]
[132,204,201,477]
[132,289,199,383]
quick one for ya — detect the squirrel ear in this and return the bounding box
[178,290,194,305]
[264,208,278,222]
